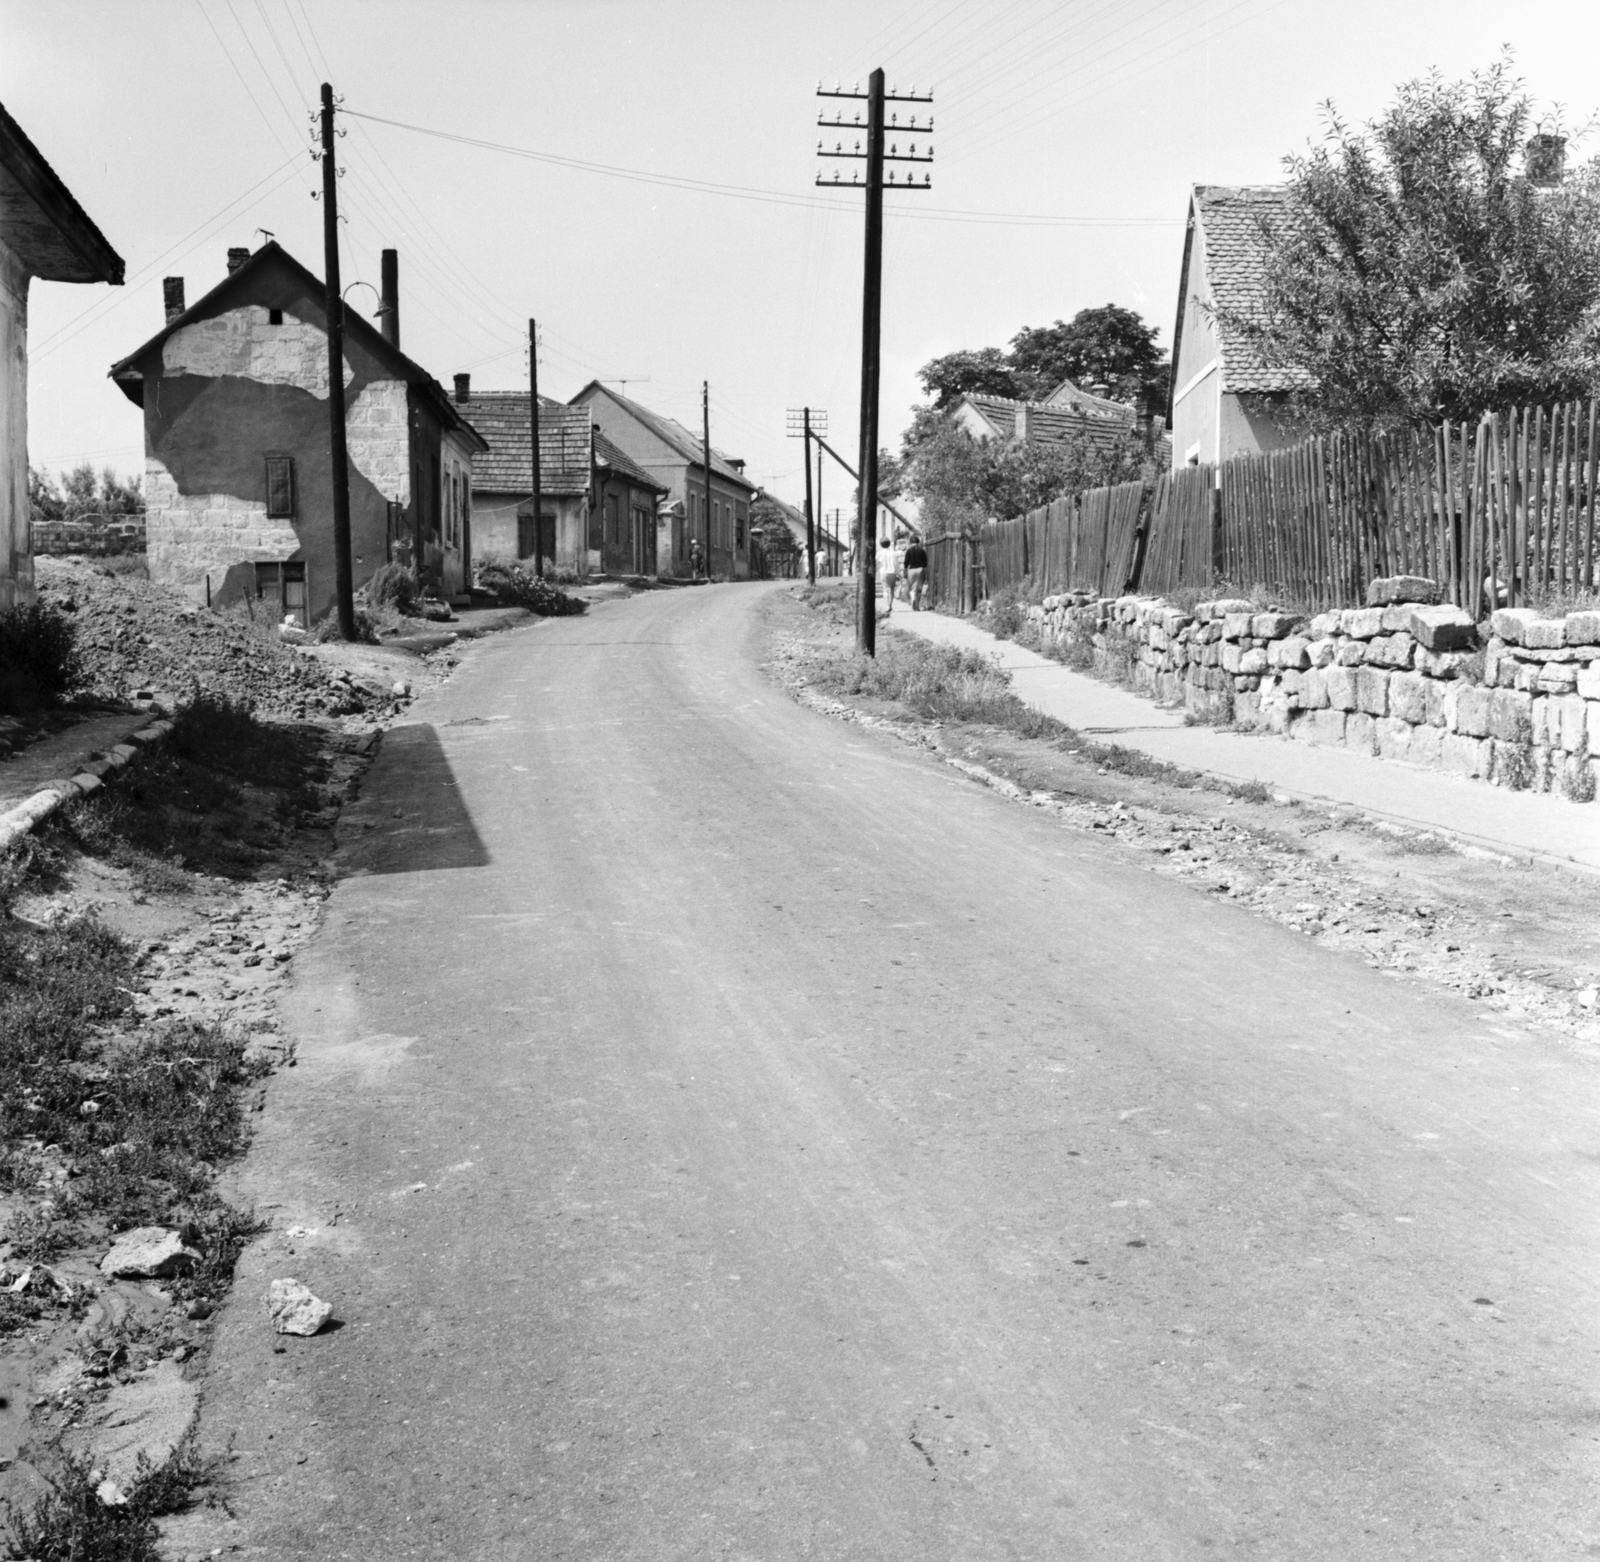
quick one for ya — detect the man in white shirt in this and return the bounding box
[877,531,899,617]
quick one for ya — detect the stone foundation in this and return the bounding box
[1022,579,1599,802]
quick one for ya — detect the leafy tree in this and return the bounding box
[750,495,801,560]
[916,346,1026,409]
[1220,57,1600,426]
[1009,307,1170,408]
[29,465,143,528]
[98,467,144,518]
[60,463,99,522]
[28,467,64,528]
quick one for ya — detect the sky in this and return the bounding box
[10,0,1600,516]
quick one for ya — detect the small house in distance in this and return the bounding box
[461,387,666,578]
[1168,184,1309,468]
[950,378,1155,464]
[108,240,486,623]
[0,100,124,608]
[569,382,756,579]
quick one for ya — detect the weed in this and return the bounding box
[177,1204,268,1306]
[474,562,586,616]
[366,562,419,616]
[798,582,856,627]
[1562,733,1597,803]
[1457,649,1488,685]
[0,1290,45,1338]
[3,1207,74,1264]
[1496,716,1535,791]
[1526,582,1600,617]
[1389,831,1459,856]
[980,584,1032,642]
[0,600,82,715]
[1230,779,1273,805]
[311,607,381,645]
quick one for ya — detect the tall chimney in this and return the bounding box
[226,246,250,274]
[163,277,185,322]
[454,373,470,404]
[380,248,400,349]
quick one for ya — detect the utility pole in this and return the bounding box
[787,407,828,585]
[702,381,713,575]
[817,440,824,572]
[319,82,355,641]
[528,319,543,578]
[817,73,933,653]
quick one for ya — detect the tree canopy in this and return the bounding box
[29,464,144,527]
[916,305,1169,411]
[1221,57,1600,426]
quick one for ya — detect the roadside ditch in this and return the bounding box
[762,583,1600,1064]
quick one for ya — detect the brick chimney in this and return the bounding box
[226,246,250,274]
[380,248,400,349]
[163,277,185,322]
[454,373,471,404]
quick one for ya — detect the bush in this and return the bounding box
[366,562,419,616]
[0,599,82,714]
[474,561,586,616]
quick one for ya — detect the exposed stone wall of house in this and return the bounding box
[1026,580,1599,802]
[144,455,297,601]
[345,378,409,504]
[163,305,353,398]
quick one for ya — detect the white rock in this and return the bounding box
[99,1227,200,1279]
[267,1278,332,1336]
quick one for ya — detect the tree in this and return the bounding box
[60,463,99,522]
[916,347,1026,409]
[98,467,143,518]
[1221,57,1600,427]
[1009,306,1170,408]
[750,495,801,562]
[28,467,64,528]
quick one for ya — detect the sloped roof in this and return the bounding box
[1178,184,1313,397]
[571,382,755,491]
[107,240,485,447]
[594,429,666,493]
[960,392,1136,454]
[0,99,123,284]
[461,392,593,496]
[1042,375,1138,417]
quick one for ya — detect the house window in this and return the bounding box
[265,455,295,518]
[268,307,283,325]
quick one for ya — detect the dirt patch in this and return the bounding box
[762,585,1600,1061]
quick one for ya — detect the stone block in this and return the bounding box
[1376,717,1414,762]
[1337,641,1366,666]
[1441,732,1488,778]
[1222,641,1243,674]
[1522,618,1567,650]
[1454,683,1491,736]
[1408,725,1444,768]
[1490,607,1539,645]
[1566,611,1600,647]
[1299,667,1330,709]
[1324,664,1358,711]
[1578,664,1600,700]
[1416,648,1467,678]
[1426,679,1452,728]
[1271,635,1310,671]
[1292,708,1346,746]
[1346,712,1377,753]
[1388,671,1427,724]
[1308,636,1337,668]
[1529,694,1553,748]
[1372,634,1416,670]
[1222,612,1254,640]
[1487,687,1533,742]
[1210,598,1253,616]
[1537,665,1579,695]
[1366,573,1440,606]
[1237,647,1269,676]
[1342,607,1385,639]
[1252,612,1301,639]
[1554,694,1588,754]
[1380,604,1415,632]
[1278,668,1304,698]
[1356,666,1390,716]
[1408,603,1476,652]
[1308,612,1341,639]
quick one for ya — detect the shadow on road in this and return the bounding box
[338,723,490,876]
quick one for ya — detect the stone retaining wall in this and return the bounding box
[1024,579,1599,802]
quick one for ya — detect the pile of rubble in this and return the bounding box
[34,558,386,721]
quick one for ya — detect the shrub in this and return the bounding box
[0,599,82,714]
[366,562,419,616]
[474,561,587,616]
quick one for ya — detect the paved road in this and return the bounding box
[201,583,1599,1560]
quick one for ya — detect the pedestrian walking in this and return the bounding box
[877,530,899,616]
[903,536,928,610]
[689,535,704,580]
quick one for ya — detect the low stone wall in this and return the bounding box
[1024,578,1599,802]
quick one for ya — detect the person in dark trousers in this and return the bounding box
[689,536,704,580]
[903,536,929,609]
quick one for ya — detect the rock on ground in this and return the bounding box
[99,1228,199,1280]
[266,1278,332,1336]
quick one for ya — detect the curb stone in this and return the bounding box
[0,717,173,855]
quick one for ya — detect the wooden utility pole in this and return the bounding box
[816,73,933,652]
[529,319,543,578]
[319,83,355,640]
[817,440,825,573]
[702,380,713,576]
[803,409,816,585]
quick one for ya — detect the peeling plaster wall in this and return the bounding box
[143,454,297,600]
[346,378,409,503]
[163,305,352,399]
[0,236,31,608]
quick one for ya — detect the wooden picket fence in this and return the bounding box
[977,397,1600,611]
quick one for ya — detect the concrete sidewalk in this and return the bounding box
[883,602,1600,872]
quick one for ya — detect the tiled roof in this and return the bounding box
[962,392,1136,455]
[1190,185,1313,395]
[575,383,754,489]
[461,393,592,496]
[1042,376,1138,418]
[593,430,666,493]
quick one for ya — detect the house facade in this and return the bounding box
[0,101,124,608]
[569,382,756,579]
[108,240,485,623]
[1168,184,1309,469]
[462,387,666,578]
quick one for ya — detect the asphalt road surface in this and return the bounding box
[201,582,1599,1560]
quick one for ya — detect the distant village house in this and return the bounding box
[0,100,124,608]
[109,240,485,625]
